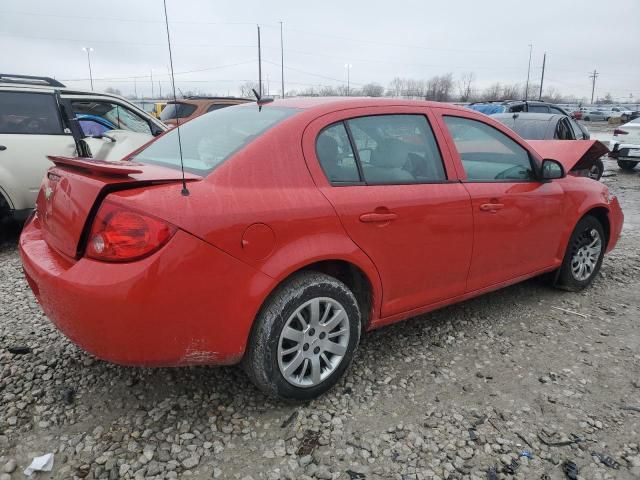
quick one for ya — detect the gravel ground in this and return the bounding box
[1,159,639,480]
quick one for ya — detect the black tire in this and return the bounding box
[243,271,361,401]
[588,158,604,180]
[621,114,629,122]
[584,116,590,121]
[618,160,638,171]
[556,216,605,292]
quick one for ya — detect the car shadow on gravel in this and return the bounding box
[82,276,561,414]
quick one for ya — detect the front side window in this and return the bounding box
[134,105,298,175]
[72,101,152,135]
[0,91,63,135]
[316,123,360,183]
[346,114,446,184]
[443,116,534,181]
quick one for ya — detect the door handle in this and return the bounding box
[479,203,504,212]
[359,212,398,223]
[0,145,6,151]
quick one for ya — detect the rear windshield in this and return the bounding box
[160,102,197,121]
[134,105,298,175]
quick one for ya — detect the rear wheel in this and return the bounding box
[584,116,590,121]
[243,271,361,401]
[556,216,605,291]
[618,160,638,171]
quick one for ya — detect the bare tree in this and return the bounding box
[458,72,475,102]
[481,82,503,101]
[501,83,522,100]
[240,81,260,98]
[361,83,384,97]
[104,87,122,96]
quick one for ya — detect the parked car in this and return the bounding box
[607,106,639,122]
[571,110,583,120]
[467,100,573,116]
[492,113,602,179]
[160,96,252,126]
[20,98,623,401]
[136,101,167,119]
[0,73,167,223]
[582,110,610,122]
[609,117,640,171]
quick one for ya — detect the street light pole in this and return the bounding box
[82,47,94,90]
[280,21,285,98]
[525,44,532,101]
[344,64,352,96]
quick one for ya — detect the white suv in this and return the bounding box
[0,74,167,223]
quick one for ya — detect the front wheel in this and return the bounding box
[556,216,605,291]
[618,160,639,171]
[588,158,604,180]
[243,271,361,401]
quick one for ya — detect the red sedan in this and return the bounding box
[20,98,623,401]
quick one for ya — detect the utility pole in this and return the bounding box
[159,80,162,98]
[257,25,263,97]
[82,47,94,90]
[280,21,285,98]
[538,52,546,101]
[589,70,599,104]
[525,44,532,101]
[134,77,137,98]
[150,70,154,98]
[344,64,352,96]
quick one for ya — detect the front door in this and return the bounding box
[438,112,566,292]
[303,108,473,318]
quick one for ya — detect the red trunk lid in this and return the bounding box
[37,156,200,259]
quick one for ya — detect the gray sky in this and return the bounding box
[1,0,639,102]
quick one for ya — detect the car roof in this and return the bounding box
[492,112,564,121]
[167,97,252,106]
[250,96,470,113]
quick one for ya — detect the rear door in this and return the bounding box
[302,106,473,318]
[435,108,566,292]
[0,90,76,210]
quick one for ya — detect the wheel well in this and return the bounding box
[584,207,610,248]
[303,260,374,330]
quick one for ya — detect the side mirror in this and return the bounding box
[541,159,565,180]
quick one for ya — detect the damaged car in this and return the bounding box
[20,98,623,401]
[492,112,602,179]
[0,74,167,223]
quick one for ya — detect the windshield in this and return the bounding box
[160,102,197,121]
[134,105,298,175]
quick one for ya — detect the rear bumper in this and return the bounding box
[609,142,640,159]
[19,215,273,367]
[606,196,624,253]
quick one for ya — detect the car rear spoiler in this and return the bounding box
[47,156,144,176]
[527,140,609,173]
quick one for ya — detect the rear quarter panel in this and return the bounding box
[111,114,384,324]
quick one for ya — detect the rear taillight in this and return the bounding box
[86,200,177,262]
[613,129,628,136]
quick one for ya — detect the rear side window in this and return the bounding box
[0,91,63,134]
[528,105,550,113]
[160,102,197,121]
[317,114,446,185]
[206,104,231,113]
[443,116,534,181]
[134,106,298,175]
[316,123,360,183]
